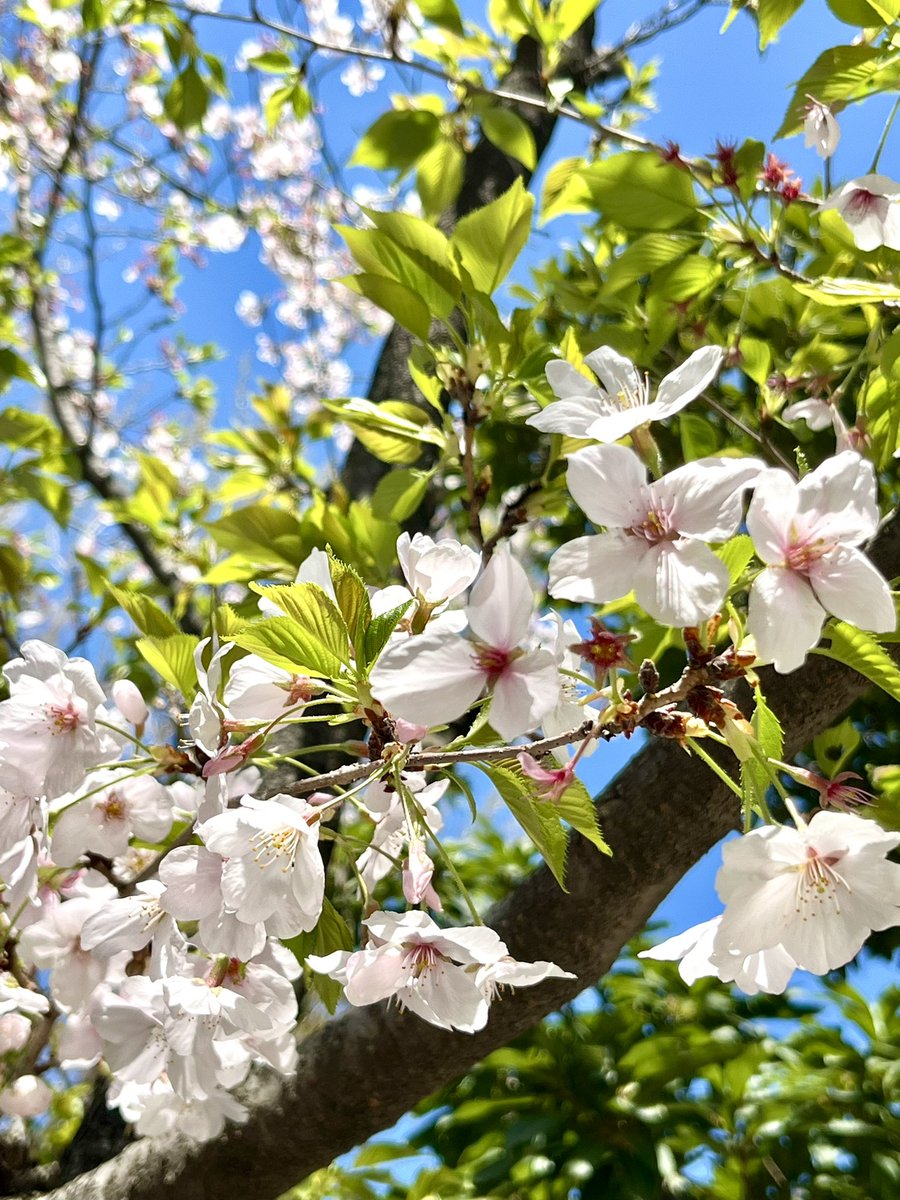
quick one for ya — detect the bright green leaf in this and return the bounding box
[451,178,534,294]
[136,634,200,698]
[814,621,900,703]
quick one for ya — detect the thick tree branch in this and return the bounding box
[22,512,899,1200]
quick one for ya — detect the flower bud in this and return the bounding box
[112,679,149,729]
[0,1075,52,1118]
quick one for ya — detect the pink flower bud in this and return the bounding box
[0,1075,53,1117]
[112,679,149,728]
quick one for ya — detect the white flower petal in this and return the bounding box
[655,456,764,541]
[747,567,826,673]
[466,549,533,650]
[651,345,724,418]
[370,635,485,730]
[633,540,730,627]
[808,545,896,633]
[548,533,645,604]
[565,444,649,528]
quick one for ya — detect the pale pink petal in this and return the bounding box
[808,545,895,633]
[466,550,533,649]
[582,345,643,399]
[548,533,646,604]
[650,345,724,419]
[490,650,559,740]
[797,451,879,545]
[633,540,730,626]
[527,395,609,438]
[370,636,485,730]
[343,949,407,1006]
[586,405,658,443]
[545,359,602,401]
[748,567,826,673]
[565,444,649,528]
[656,456,764,541]
[746,469,798,563]
[406,963,488,1032]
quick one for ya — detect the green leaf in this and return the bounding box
[451,178,534,295]
[0,406,59,450]
[814,621,900,703]
[0,349,43,393]
[372,468,432,521]
[827,0,897,24]
[329,558,372,655]
[248,50,295,72]
[163,63,209,131]
[603,232,696,294]
[547,0,602,42]
[756,0,805,48]
[136,634,200,698]
[478,106,537,170]
[553,775,611,855]
[581,152,698,231]
[679,412,720,461]
[204,504,306,568]
[285,898,355,1014]
[741,685,783,819]
[776,44,895,138]
[715,534,756,585]
[108,587,180,638]
[339,273,433,341]
[245,582,352,675]
[324,398,444,465]
[349,110,441,171]
[813,718,862,779]
[342,209,461,319]
[417,0,465,33]
[363,599,413,667]
[482,764,569,890]
[794,277,900,307]
[416,139,466,220]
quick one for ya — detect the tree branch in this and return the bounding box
[19,512,898,1200]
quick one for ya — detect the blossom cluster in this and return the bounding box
[0,416,895,1139]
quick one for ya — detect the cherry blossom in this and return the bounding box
[0,641,125,798]
[370,549,560,739]
[549,445,763,626]
[223,654,316,724]
[746,451,895,672]
[308,910,573,1033]
[639,916,798,995]
[803,97,840,158]
[821,174,900,251]
[197,793,325,935]
[396,532,481,606]
[159,845,266,961]
[714,811,900,975]
[50,770,173,865]
[19,892,124,1012]
[527,345,724,443]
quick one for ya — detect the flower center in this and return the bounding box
[100,792,127,823]
[783,526,832,572]
[250,825,300,872]
[793,845,849,917]
[629,509,676,544]
[474,644,512,681]
[614,377,650,411]
[845,187,881,218]
[48,701,81,734]
[402,940,445,977]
